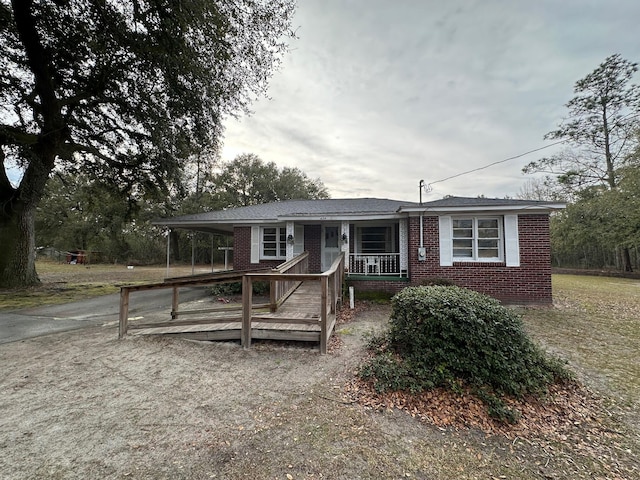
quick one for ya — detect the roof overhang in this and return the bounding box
[154,212,406,232]
[399,203,566,215]
[152,220,234,235]
[277,212,405,221]
[152,199,567,234]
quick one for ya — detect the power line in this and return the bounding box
[429,140,567,185]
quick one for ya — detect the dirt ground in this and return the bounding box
[0,304,398,480]
[1,298,638,479]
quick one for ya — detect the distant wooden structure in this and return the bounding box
[118,252,344,354]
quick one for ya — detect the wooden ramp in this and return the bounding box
[129,282,327,344]
[248,282,323,341]
[120,252,344,353]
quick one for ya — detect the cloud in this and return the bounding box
[221,0,640,201]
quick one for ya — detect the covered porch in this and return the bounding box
[153,198,411,280]
[346,220,408,277]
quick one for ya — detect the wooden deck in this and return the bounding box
[119,252,344,353]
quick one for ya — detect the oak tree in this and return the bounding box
[210,153,329,208]
[0,0,294,287]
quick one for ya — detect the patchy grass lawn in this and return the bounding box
[522,275,640,412]
[0,260,218,310]
[511,274,640,478]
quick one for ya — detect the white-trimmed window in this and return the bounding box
[261,227,286,259]
[452,217,502,261]
[439,215,519,267]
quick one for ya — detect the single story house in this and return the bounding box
[155,196,565,304]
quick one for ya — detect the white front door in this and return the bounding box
[321,225,340,271]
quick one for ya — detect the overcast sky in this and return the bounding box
[5,1,639,203]
[221,0,640,202]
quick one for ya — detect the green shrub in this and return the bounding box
[210,281,242,297]
[359,285,570,422]
[210,280,270,297]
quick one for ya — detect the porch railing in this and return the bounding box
[243,252,344,354]
[348,253,400,276]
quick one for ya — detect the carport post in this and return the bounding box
[242,274,252,349]
[191,232,195,275]
[165,228,171,278]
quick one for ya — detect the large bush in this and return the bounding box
[359,286,570,421]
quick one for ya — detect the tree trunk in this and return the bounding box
[0,144,57,288]
[0,143,61,287]
[0,1,64,287]
[622,247,633,272]
[1,148,41,288]
[601,102,617,189]
[0,201,39,287]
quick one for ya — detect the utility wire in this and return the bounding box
[429,140,567,185]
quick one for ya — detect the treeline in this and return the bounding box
[523,55,640,272]
[35,154,328,265]
[550,166,640,271]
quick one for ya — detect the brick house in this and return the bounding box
[156,196,565,304]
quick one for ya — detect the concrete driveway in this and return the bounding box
[0,287,211,344]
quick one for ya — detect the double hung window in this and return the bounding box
[261,227,286,259]
[452,218,501,261]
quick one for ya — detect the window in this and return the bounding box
[452,217,501,261]
[359,226,389,253]
[261,227,286,259]
[356,225,397,253]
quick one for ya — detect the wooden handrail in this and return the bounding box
[272,251,309,273]
[269,252,309,310]
[119,267,268,338]
[243,252,345,353]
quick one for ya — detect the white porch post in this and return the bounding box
[191,232,195,275]
[211,235,214,272]
[400,219,408,277]
[286,221,295,261]
[341,221,350,270]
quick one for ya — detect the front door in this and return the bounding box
[321,225,340,271]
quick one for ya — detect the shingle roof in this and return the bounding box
[154,196,564,232]
[161,198,418,223]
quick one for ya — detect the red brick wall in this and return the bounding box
[233,225,324,272]
[407,215,552,304]
[346,278,410,294]
[232,226,281,271]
